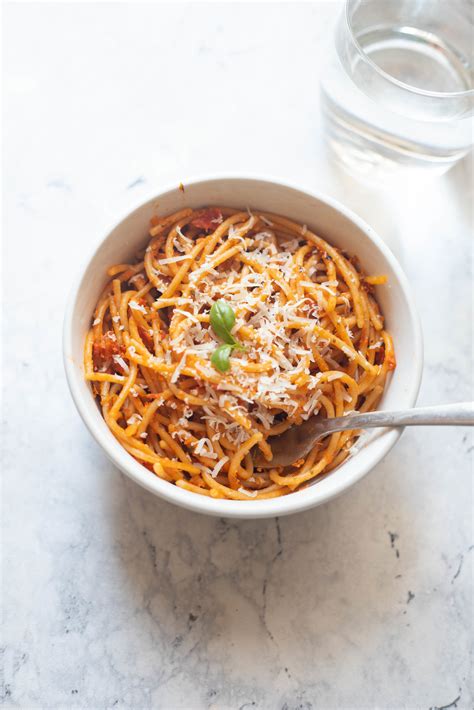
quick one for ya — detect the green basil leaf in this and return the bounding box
[211,343,233,372]
[214,299,235,332]
[210,300,236,344]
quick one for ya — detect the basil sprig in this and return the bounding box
[211,343,234,373]
[210,300,246,372]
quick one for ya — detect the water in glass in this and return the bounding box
[320,0,474,180]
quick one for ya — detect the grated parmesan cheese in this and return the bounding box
[158,254,191,265]
[193,438,218,459]
[327,372,344,382]
[127,413,142,425]
[210,456,229,478]
[174,309,201,324]
[113,355,129,372]
[129,273,145,285]
[129,300,147,314]
[137,215,370,450]
[170,353,187,384]
[238,487,258,498]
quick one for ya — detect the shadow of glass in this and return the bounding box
[320,144,406,263]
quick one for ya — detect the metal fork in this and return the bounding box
[253,402,474,468]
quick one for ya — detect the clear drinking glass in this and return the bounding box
[320,0,474,180]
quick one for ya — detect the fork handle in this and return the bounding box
[321,402,474,435]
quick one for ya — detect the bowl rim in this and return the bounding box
[63,173,423,519]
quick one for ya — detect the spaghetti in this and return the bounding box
[85,207,395,500]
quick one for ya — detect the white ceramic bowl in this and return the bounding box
[63,176,423,519]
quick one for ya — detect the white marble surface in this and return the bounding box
[2,2,473,709]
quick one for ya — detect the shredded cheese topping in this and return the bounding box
[85,206,395,501]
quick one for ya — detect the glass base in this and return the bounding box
[321,90,472,182]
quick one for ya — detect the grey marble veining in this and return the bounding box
[2,2,472,709]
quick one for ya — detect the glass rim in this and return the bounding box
[344,0,474,100]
